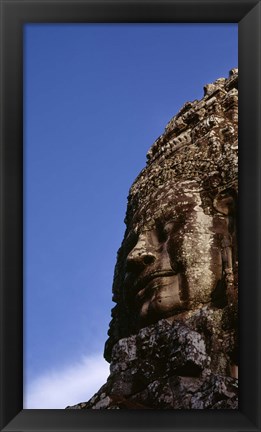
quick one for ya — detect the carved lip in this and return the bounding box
[132,269,176,297]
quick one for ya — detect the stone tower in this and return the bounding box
[67,69,238,410]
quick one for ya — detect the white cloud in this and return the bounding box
[24,354,110,409]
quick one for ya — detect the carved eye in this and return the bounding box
[157,222,174,243]
[164,222,174,235]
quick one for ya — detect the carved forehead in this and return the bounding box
[125,181,209,234]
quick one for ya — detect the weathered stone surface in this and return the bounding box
[66,69,238,410]
[67,310,238,409]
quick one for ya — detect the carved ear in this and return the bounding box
[213,192,235,215]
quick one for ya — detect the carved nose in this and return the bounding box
[126,249,156,272]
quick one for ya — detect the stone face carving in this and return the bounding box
[66,69,238,410]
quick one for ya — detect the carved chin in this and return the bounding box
[137,277,183,323]
[139,297,182,321]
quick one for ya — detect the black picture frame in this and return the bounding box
[0,0,260,431]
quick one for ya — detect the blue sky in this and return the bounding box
[23,23,238,408]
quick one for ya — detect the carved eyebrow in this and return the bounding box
[157,216,185,237]
[155,216,176,228]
